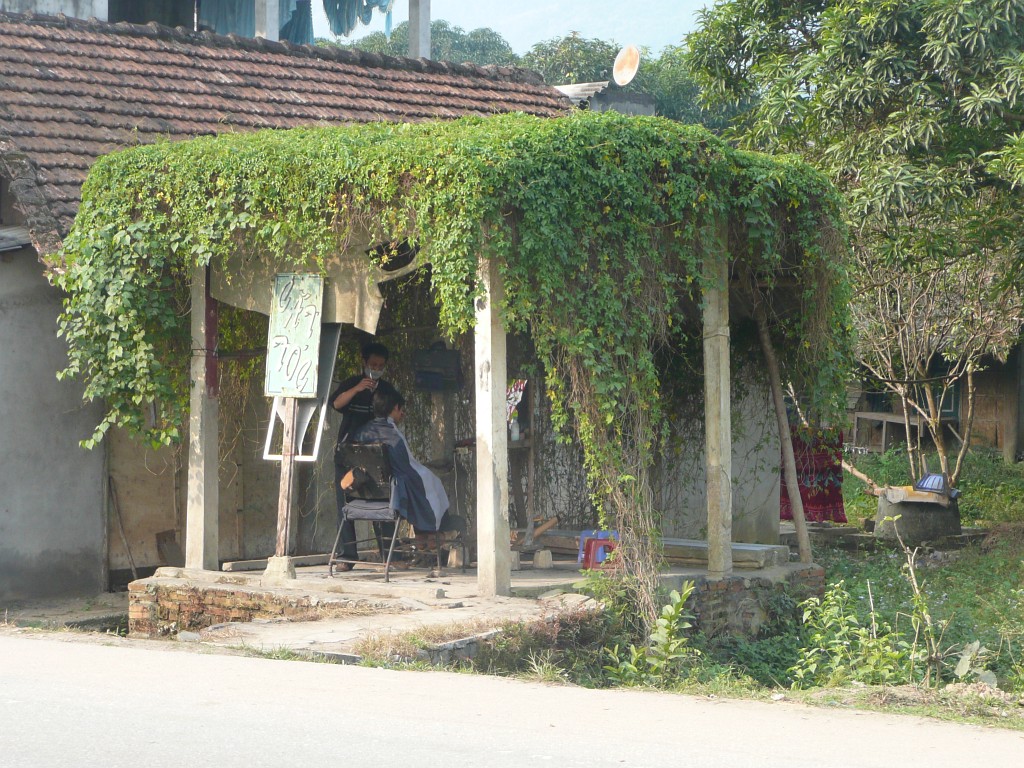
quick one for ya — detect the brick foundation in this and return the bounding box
[675,564,825,637]
[129,564,825,640]
[128,578,383,638]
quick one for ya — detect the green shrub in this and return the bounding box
[790,580,917,688]
[604,582,701,686]
[695,589,804,687]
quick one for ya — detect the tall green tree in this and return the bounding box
[521,32,621,84]
[640,44,739,129]
[687,0,1024,480]
[331,19,518,66]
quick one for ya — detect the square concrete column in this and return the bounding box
[474,256,511,596]
[255,0,280,41]
[185,265,220,571]
[703,244,733,578]
[409,0,431,59]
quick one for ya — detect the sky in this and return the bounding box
[311,0,710,56]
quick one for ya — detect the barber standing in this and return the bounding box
[330,342,395,568]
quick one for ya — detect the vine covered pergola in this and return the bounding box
[56,111,852,624]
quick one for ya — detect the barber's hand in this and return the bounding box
[353,377,376,394]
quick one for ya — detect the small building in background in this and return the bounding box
[554,81,656,117]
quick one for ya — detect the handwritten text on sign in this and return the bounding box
[265,274,323,398]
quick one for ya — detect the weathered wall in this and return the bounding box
[106,431,178,574]
[590,90,657,117]
[657,377,781,544]
[0,249,107,600]
[107,374,336,572]
[970,351,1020,460]
[0,1,107,18]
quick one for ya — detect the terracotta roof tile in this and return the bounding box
[0,12,569,256]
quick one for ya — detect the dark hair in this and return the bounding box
[372,387,405,419]
[361,342,389,362]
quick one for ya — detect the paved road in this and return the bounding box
[1,632,1021,768]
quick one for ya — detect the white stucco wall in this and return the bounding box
[0,249,107,600]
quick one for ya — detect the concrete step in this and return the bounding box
[662,538,791,569]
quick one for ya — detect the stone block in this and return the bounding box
[263,555,297,581]
[447,547,464,568]
[533,549,553,569]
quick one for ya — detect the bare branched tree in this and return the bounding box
[851,244,1023,485]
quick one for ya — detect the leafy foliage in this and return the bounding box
[56,110,851,626]
[790,580,918,688]
[604,583,701,686]
[687,0,1024,482]
[638,44,744,129]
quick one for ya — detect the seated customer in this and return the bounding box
[350,388,448,534]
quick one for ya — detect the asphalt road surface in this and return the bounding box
[2,632,1021,768]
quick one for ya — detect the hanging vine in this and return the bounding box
[55,110,852,630]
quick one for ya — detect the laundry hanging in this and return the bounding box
[323,0,395,37]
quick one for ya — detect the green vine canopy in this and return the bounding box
[56,110,852,620]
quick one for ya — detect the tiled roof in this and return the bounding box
[0,12,570,257]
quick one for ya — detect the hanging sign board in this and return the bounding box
[265,273,324,398]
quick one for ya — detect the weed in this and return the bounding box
[234,645,340,663]
[523,651,570,684]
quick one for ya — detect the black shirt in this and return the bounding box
[329,373,395,445]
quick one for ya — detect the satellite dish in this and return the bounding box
[612,45,641,87]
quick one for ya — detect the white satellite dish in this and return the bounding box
[612,45,641,87]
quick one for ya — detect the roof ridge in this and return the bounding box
[0,10,549,86]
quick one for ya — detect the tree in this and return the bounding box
[332,19,518,66]
[638,44,739,129]
[521,32,621,85]
[687,0,1024,483]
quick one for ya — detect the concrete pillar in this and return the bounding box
[703,241,733,578]
[94,0,109,21]
[185,266,220,571]
[409,0,431,59]
[255,0,280,41]
[474,256,511,596]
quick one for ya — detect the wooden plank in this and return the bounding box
[274,397,298,557]
[223,554,329,572]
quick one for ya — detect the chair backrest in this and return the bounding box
[337,441,392,500]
